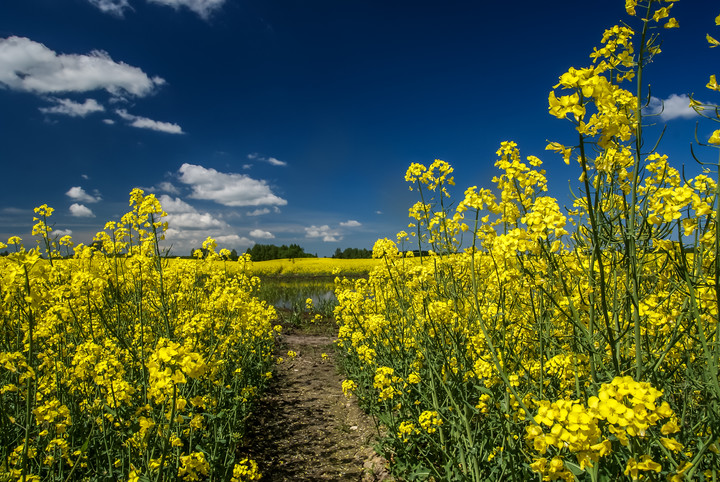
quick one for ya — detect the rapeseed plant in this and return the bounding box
[0,190,274,481]
[335,1,720,480]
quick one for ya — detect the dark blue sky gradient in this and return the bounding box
[1,0,718,255]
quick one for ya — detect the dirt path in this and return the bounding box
[241,329,392,481]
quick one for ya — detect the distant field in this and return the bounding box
[241,257,382,277]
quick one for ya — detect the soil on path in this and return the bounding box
[241,323,393,481]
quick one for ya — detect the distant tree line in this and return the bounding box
[190,247,239,260]
[332,247,373,259]
[245,243,316,261]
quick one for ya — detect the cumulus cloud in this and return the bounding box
[178,163,287,207]
[116,109,184,134]
[158,194,227,229]
[147,0,226,19]
[103,119,116,125]
[214,234,253,247]
[305,225,342,243]
[162,229,253,254]
[249,229,274,239]
[158,194,195,213]
[69,203,95,217]
[39,97,105,117]
[156,182,180,194]
[340,220,361,227]
[66,186,101,203]
[51,229,73,237]
[88,0,133,16]
[156,195,250,254]
[0,36,164,97]
[646,94,701,121]
[246,208,270,216]
[166,212,226,229]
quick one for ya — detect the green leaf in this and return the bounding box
[565,460,586,476]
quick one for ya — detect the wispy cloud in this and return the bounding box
[87,0,225,19]
[69,203,95,217]
[40,97,105,117]
[247,152,287,167]
[646,94,701,121]
[88,0,133,17]
[146,0,226,19]
[66,186,102,203]
[116,109,184,134]
[0,36,164,97]
[305,225,342,243]
[178,163,287,207]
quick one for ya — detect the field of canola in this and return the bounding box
[3,1,720,481]
[1,192,275,481]
[334,2,720,481]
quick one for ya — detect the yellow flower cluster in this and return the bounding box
[526,376,678,480]
[418,410,443,434]
[0,191,273,480]
[334,4,720,479]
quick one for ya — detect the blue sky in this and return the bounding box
[1,0,718,257]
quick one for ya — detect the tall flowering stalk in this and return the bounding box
[335,1,720,480]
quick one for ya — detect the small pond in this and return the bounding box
[256,276,337,310]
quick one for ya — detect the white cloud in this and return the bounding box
[214,234,253,247]
[88,0,133,17]
[155,194,250,254]
[266,157,287,167]
[158,194,195,213]
[66,186,101,203]
[51,229,73,237]
[646,94,701,121]
[246,208,270,216]
[166,212,226,229]
[81,174,89,180]
[69,203,95,217]
[340,220,361,227]
[116,109,184,134]
[39,97,105,117]
[158,194,227,229]
[178,163,287,207]
[147,0,226,19]
[305,225,342,243]
[250,229,274,239]
[162,229,253,255]
[247,152,287,167]
[0,36,164,96]
[103,118,115,125]
[156,182,180,194]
